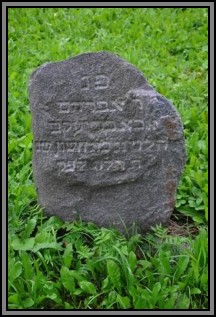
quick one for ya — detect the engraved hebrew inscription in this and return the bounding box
[30,51,186,233]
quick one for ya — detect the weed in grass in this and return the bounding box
[8,218,208,309]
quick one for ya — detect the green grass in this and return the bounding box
[8,8,208,309]
[9,217,208,309]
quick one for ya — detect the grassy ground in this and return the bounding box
[8,8,208,309]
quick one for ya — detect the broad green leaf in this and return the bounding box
[178,281,186,290]
[196,197,203,205]
[116,294,130,309]
[79,280,97,295]
[176,293,190,309]
[160,254,171,275]
[46,293,58,300]
[107,259,121,289]
[134,297,147,309]
[194,230,208,268]
[70,270,86,283]
[138,259,152,270]
[8,294,19,304]
[200,270,208,290]
[74,289,82,295]
[177,207,199,218]
[163,292,178,309]
[63,243,73,268]
[128,251,137,273]
[23,298,34,308]
[60,266,75,294]
[191,259,200,283]
[34,231,52,243]
[129,285,137,303]
[120,245,128,256]
[174,256,190,280]
[108,290,117,304]
[8,261,22,284]
[205,207,208,221]
[8,139,17,154]
[102,276,109,290]
[11,237,35,251]
[190,287,201,295]
[25,185,36,198]
[152,282,161,299]
[32,242,61,252]
[193,216,204,223]
[20,251,34,286]
[39,216,64,231]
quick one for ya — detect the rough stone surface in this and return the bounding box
[29,51,186,233]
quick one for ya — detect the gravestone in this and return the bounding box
[29,51,186,233]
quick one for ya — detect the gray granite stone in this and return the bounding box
[29,51,186,233]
